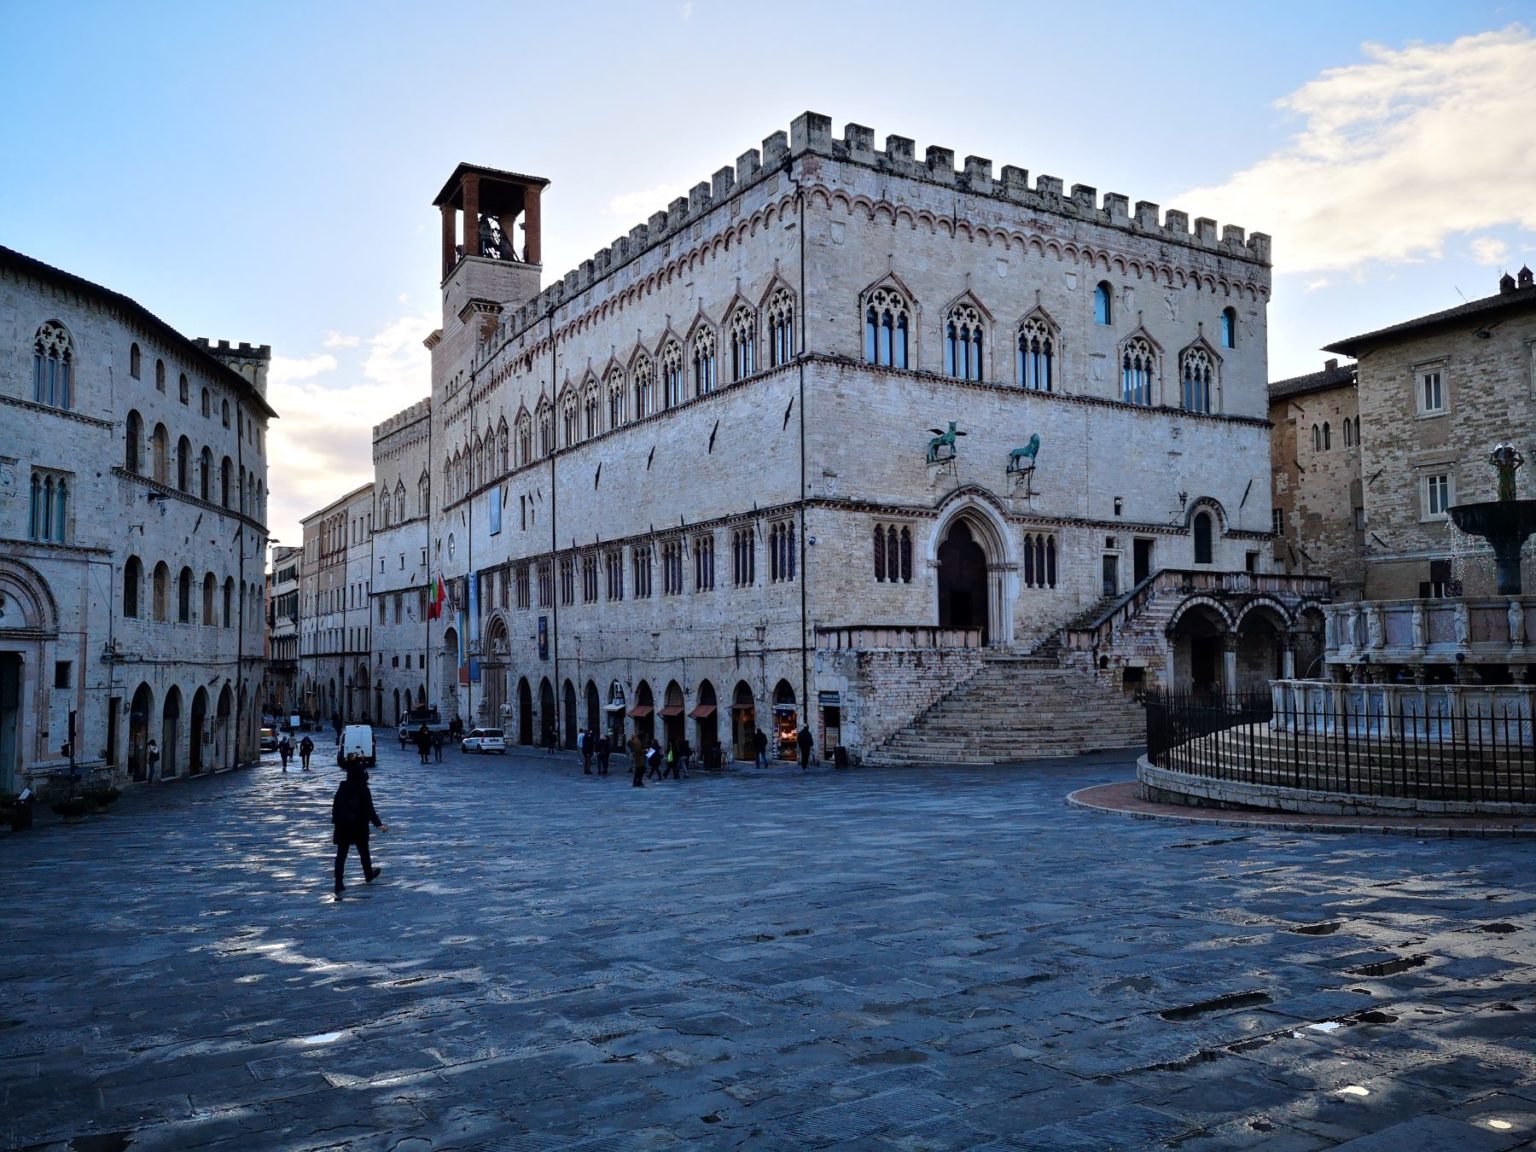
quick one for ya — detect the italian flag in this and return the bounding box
[428,576,446,621]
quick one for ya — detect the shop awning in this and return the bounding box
[658,705,684,717]
[602,702,626,712]
[687,704,716,719]
[626,705,653,718]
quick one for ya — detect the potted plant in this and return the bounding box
[82,785,121,812]
[52,795,89,821]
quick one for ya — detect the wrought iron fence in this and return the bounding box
[1145,688,1536,804]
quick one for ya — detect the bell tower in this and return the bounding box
[430,163,549,384]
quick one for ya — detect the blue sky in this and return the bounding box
[4,1,1534,545]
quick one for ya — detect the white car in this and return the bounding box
[461,728,506,755]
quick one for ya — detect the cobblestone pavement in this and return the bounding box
[3,740,1535,1151]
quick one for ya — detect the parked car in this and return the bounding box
[338,724,377,767]
[461,728,506,755]
[259,727,278,752]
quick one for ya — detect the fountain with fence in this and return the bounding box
[1139,445,1536,816]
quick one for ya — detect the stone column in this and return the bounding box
[1280,639,1296,680]
[523,185,542,265]
[461,173,481,259]
[1222,635,1239,698]
[441,203,457,277]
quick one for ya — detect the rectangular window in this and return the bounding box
[377,600,386,625]
[1424,471,1452,517]
[406,654,412,669]
[1271,507,1284,536]
[54,661,71,689]
[1419,369,1445,414]
[537,560,553,608]
[694,533,715,591]
[632,545,653,599]
[732,528,755,587]
[605,550,624,601]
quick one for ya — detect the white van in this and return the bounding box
[338,725,376,768]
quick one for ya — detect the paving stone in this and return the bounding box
[2,745,1535,1148]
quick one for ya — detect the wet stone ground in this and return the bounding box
[2,741,1535,1151]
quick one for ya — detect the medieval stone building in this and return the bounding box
[0,245,273,793]
[361,113,1324,762]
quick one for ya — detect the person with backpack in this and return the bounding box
[299,735,314,771]
[278,736,293,773]
[331,758,387,899]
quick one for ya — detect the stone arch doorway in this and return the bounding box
[442,627,460,721]
[0,654,19,793]
[189,687,208,775]
[1292,606,1327,680]
[1236,605,1288,691]
[128,682,154,782]
[517,677,533,745]
[562,679,577,749]
[585,680,600,735]
[1170,602,1230,697]
[772,679,797,761]
[731,681,755,761]
[693,680,718,760]
[215,685,232,769]
[161,687,183,780]
[483,617,509,726]
[392,688,401,727]
[355,661,371,723]
[662,680,685,747]
[539,677,556,747]
[938,519,990,643]
[631,680,655,743]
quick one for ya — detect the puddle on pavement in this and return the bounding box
[295,1030,347,1046]
[1479,923,1520,934]
[1160,990,1272,1022]
[854,1049,928,1066]
[1288,921,1345,936]
[69,1135,131,1152]
[1345,954,1429,977]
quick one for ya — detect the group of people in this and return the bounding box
[623,733,695,786]
[276,734,315,772]
[574,728,613,775]
[749,725,817,769]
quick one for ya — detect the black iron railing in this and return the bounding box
[1145,688,1536,804]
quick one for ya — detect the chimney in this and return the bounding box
[1324,358,1338,372]
[1500,271,1517,294]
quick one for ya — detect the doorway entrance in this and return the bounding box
[0,654,20,793]
[1133,538,1153,585]
[937,519,989,643]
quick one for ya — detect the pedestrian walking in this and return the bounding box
[299,734,314,770]
[627,734,646,787]
[797,725,814,770]
[753,727,768,769]
[432,732,444,762]
[662,740,679,780]
[645,738,663,780]
[544,726,559,755]
[146,739,160,783]
[332,711,343,746]
[331,758,387,899]
[579,728,592,774]
[596,733,611,775]
[414,724,431,765]
[678,737,693,777]
[278,736,293,772]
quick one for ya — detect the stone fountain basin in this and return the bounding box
[1449,500,1536,542]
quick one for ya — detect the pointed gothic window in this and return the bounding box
[1017,315,1055,392]
[1094,282,1113,325]
[583,379,600,438]
[863,287,911,369]
[537,399,554,456]
[729,307,756,381]
[692,327,718,396]
[1121,337,1156,406]
[607,369,626,428]
[516,412,532,466]
[1220,307,1237,349]
[944,304,985,381]
[767,288,796,367]
[1180,347,1214,414]
[33,321,75,410]
[633,355,655,418]
[660,342,684,408]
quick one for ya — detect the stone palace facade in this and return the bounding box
[0,245,273,794]
[356,112,1324,762]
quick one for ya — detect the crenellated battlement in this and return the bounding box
[193,337,272,360]
[373,397,432,440]
[490,111,1270,349]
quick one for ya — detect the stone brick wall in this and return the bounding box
[815,646,985,751]
[1270,375,1364,598]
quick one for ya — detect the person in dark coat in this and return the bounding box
[299,735,314,770]
[332,759,387,898]
[596,733,611,775]
[753,727,769,769]
[797,725,814,770]
[627,734,646,788]
[278,736,293,772]
[414,724,431,765]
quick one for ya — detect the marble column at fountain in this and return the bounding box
[1449,443,1536,596]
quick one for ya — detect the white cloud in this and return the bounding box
[1179,27,1536,275]
[608,182,692,221]
[1305,277,1332,292]
[1471,236,1509,266]
[322,330,361,348]
[266,353,337,386]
